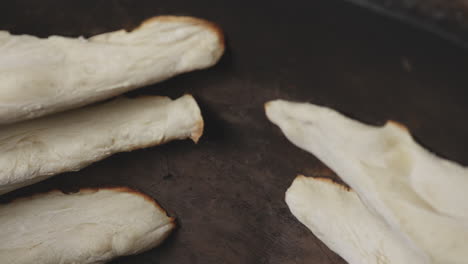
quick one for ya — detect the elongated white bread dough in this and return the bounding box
[266,100,468,264]
[0,187,175,264]
[0,94,203,195]
[0,16,224,124]
[286,176,427,264]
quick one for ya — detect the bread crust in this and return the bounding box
[135,15,225,50]
[0,16,224,124]
[0,95,203,195]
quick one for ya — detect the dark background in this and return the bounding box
[1,1,467,263]
[342,0,468,48]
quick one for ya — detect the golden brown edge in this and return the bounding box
[186,93,204,144]
[134,15,225,51]
[386,120,410,132]
[83,187,176,225]
[265,99,412,136]
[191,117,204,143]
[3,187,176,227]
[122,94,204,144]
[295,174,352,192]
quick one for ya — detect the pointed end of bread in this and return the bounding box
[139,16,225,51]
[264,100,282,123]
[264,101,273,112]
[100,187,176,222]
[178,94,204,144]
[386,120,410,133]
[190,118,204,143]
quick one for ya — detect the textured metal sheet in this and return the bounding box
[0,1,467,263]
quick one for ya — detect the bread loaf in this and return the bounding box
[0,94,203,195]
[0,187,175,263]
[0,16,223,123]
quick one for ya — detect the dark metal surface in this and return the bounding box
[344,0,468,48]
[346,0,468,48]
[1,1,467,263]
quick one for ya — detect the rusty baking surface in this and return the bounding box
[0,0,467,263]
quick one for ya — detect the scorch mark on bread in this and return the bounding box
[295,175,351,192]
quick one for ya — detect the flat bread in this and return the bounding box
[0,16,224,124]
[266,99,468,264]
[0,94,203,195]
[286,176,426,264]
[0,187,175,264]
